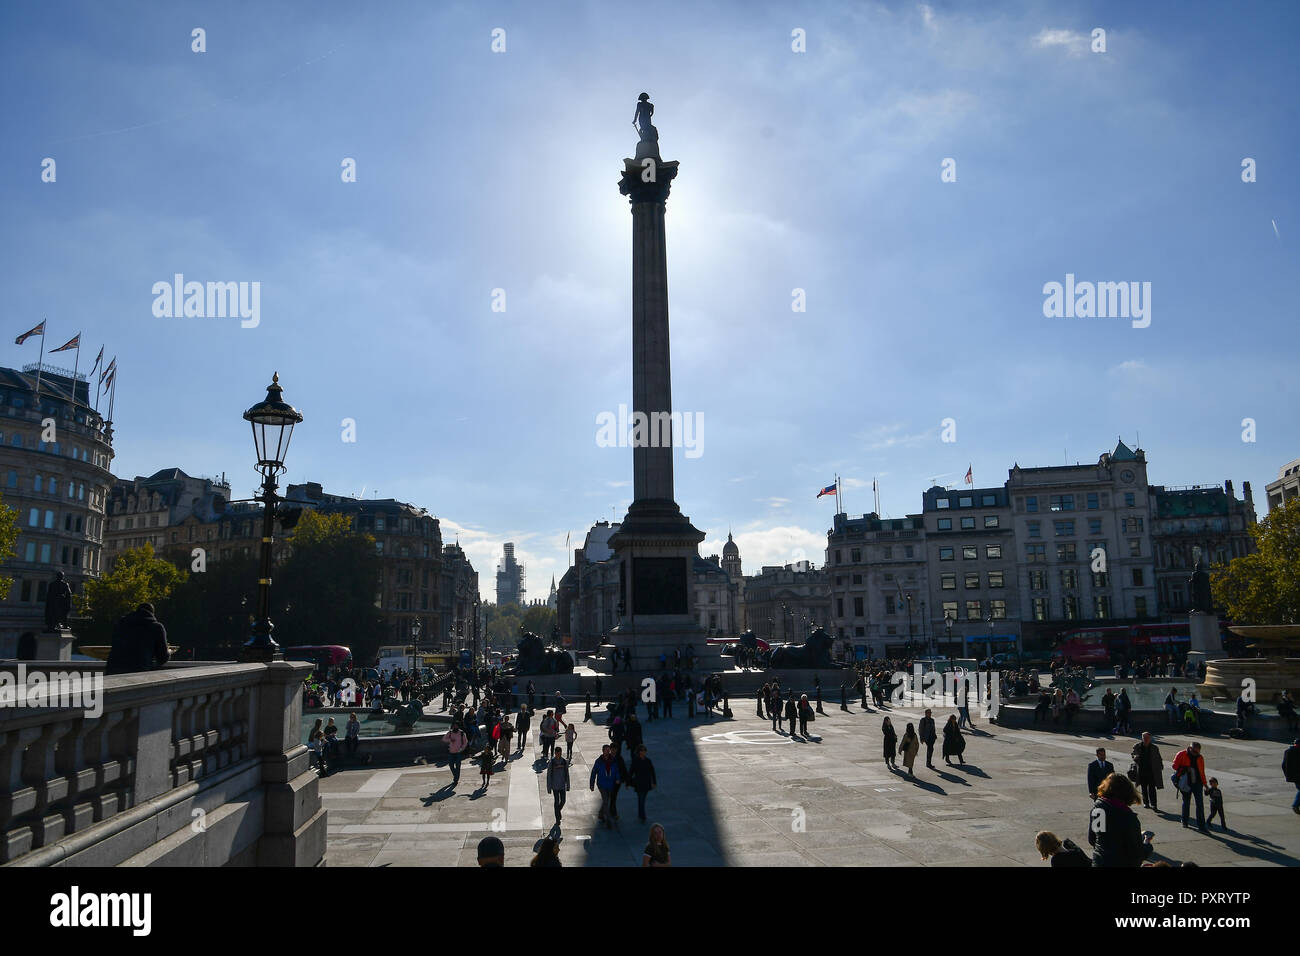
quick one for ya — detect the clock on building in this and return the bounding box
[1120,469,1135,484]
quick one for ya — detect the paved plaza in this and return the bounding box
[319,701,1300,867]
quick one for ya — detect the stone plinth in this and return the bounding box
[34,628,75,661]
[1189,612,1222,656]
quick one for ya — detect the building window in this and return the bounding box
[959,516,974,530]
[941,574,956,590]
[988,571,1004,588]
[1054,520,1075,537]
[1057,543,1077,561]
[1135,596,1148,617]
[39,543,51,564]
[44,510,55,529]
[962,546,978,560]
[10,434,22,447]
[835,550,842,564]
[964,572,980,589]
[936,498,950,509]
[1125,492,1136,507]
[850,548,861,562]
[1087,492,1099,510]
[1095,596,1110,619]
[990,599,1006,620]
[1128,538,1141,558]
[1028,521,1041,538]
[981,494,996,506]
[885,594,896,613]
[1061,569,1078,589]
[1089,518,1102,535]
[1123,516,1144,533]
[937,518,951,530]
[958,496,973,508]
[939,547,954,561]
[1062,596,1078,620]
[854,626,865,637]
[1026,496,1038,513]
[1092,571,1109,588]
[984,515,999,528]
[1050,495,1074,512]
[882,547,892,559]
[1025,544,1046,563]
[836,598,844,617]
[904,546,914,558]
[853,597,864,617]
[25,542,36,561]
[1032,598,1048,621]
[986,544,1002,560]
[942,601,958,620]
[1132,568,1144,587]
[6,470,16,488]
[965,600,981,621]
[852,573,862,585]
[1030,569,1046,590]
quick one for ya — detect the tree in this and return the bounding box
[1211,498,1300,625]
[274,509,385,664]
[483,601,523,649]
[0,492,18,598]
[79,543,187,644]
[156,551,260,660]
[521,604,557,640]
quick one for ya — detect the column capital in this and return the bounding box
[619,156,678,206]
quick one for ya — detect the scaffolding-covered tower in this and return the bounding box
[495,541,526,607]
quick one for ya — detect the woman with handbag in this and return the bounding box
[797,694,815,737]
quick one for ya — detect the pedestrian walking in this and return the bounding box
[590,745,621,827]
[1130,732,1164,811]
[882,716,898,770]
[584,693,593,723]
[629,744,657,823]
[784,692,798,738]
[958,678,975,729]
[918,709,937,768]
[814,675,825,715]
[757,683,767,719]
[444,724,468,787]
[498,715,514,758]
[797,694,815,738]
[942,714,966,765]
[1087,748,1115,800]
[900,723,920,778]
[564,720,577,760]
[1206,777,1227,830]
[478,746,495,790]
[1171,741,1209,833]
[515,706,531,754]
[1284,739,1300,814]
[539,710,559,761]
[546,750,570,825]
[1114,688,1133,735]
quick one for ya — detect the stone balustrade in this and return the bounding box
[0,659,325,866]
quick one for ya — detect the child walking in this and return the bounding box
[1207,777,1227,830]
[565,721,578,760]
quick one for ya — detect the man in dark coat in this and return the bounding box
[1283,739,1300,815]
[1130,732,1164,811]
[104,603,170,675]
[918,709,938,769]
[44,571,73,631]
[1087,747,1115,799]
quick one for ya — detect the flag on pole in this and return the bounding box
[965,465,973,485]
[100,356,116,384]
[816,483,837,498]
[50,333,80,353]
[90,345,104,373]
[101,367,115,393]
[14,321,44,345]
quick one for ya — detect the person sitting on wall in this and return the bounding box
[105,603,171,676]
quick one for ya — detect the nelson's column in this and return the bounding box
[596,93,724,674]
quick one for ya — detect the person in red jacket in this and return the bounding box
[1171,741,1208,833]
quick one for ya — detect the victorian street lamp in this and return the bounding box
[944,611,954,655]
[240,372,303,662]
[411,619,422,678]
[904,592,914,656]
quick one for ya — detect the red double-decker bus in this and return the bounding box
[1054,623,1192,666]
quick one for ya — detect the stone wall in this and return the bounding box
[0,659,325,866]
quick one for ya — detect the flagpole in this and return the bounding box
[107,367,117,423]
[70,335,82,407]
[34,319,46,399]
[91,349,102,415]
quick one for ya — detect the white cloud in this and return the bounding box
[757,496,791,509]
[1034,28,1088,56]
[702,523,828,577]
[1110,359,1148,374]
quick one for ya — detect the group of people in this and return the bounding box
[306,714,361,774]
[757,680,819,738]
[880,709,967,777]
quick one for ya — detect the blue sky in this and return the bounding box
[2,0,1296,598]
